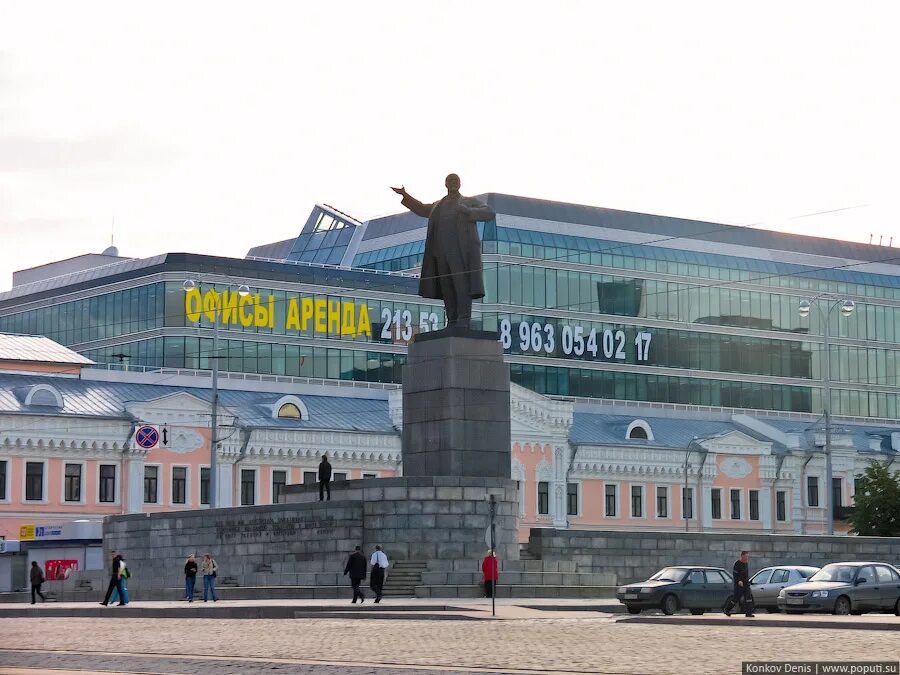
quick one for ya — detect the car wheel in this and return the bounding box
[626,605,641,615]
[832,596,851,616]
[894,598,900,617]
[661,594,679,616]
[689,609,705,615]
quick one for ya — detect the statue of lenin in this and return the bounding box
[392,174,495,330]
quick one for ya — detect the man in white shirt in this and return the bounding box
[369,545,389,603]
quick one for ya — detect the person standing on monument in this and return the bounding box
[318,454,332,501]
[391,175,495,330]
[183,553,199,602]
[343,545,368,603]
[30,561,46,604]
[369,544,389,603]
[482,550,499,598]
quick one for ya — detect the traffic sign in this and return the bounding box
[135,425,160,449]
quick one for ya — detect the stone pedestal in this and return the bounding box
[402,330,511,478]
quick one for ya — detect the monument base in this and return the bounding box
[402,333,511,478]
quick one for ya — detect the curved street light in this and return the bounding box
[183,277,251,509]
[797,296,857,536]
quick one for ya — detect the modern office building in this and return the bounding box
[1,195,898,541]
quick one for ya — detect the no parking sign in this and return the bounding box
[135,425,160,449]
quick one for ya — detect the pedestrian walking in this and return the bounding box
[29,561,46,604]
[184,554,199,602]
[369,545,389,603]
[482,550,499,598]
[109,554,129,605]
[343,545,367,603]
[99,551,126,606]
[318,455,332,501]
[201,553,219,602]
[724,550,755,617]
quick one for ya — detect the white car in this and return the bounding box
[749,565,819,611]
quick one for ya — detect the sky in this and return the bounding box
[0,1,898,290]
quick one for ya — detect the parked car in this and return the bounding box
[616,566,733,615]
[750,566,819,611]
[776,562,900,615]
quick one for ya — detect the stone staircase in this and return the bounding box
[383,561,426,598]
[519,544,538,561]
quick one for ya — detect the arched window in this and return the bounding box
[277,403,302,419]
[271,395,308,421]
[25,384,64,408]
[625,419,654,441]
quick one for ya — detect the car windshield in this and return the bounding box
[649,568,688,582]
[809,564,857,583]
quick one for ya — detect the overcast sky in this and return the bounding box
[1,1,898,290]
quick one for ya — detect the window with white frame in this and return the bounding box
[144,466,159,504]
[200,467,210,505]
[749,490,760,520]
[566,483,579,516]
[807,476,819,507]
[64,463,82,502]
[99,464,116,503]
[730,488,741,520]
[272,470,287,503]
[656,486,668,518]
[631,485,643,518]
[538,481,549,515]
[604,484,617,517]
[776,490,787,521]
[25,462,44,502]
[0,460,7,501]
[711,488,722,519]
[241,469,256,506]
[172,467,187,505]
[682,487,693,519]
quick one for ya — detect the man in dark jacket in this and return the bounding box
[99,552,126,606]
[318,455,332,501]
[724,550,754,617]
[343,545,367,603]
[30,561,46,604]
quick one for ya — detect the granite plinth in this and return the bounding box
[402,334,511,478]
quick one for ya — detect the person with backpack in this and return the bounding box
[99,551,126,606]
[201,553,218,602]
[109,553,130,605]
[30,561,46,604]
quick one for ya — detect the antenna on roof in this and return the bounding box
[869,234,873,244]
[890,237,894,247]
[879,235,883,246]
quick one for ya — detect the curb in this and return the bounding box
[619,615,899,631]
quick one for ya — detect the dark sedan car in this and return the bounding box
[616,566,734,615]
[776,562,900,615]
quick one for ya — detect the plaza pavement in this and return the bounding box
[0,601,897,675]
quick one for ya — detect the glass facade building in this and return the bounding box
[3,197,900,419]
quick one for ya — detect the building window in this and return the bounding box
[200,467,210,505]
[0,460,6,500]
[631,485,643,518]
[272,470,287,504]
[25,462,44,501]
[64,463,82,502]
[172,467,187,504]
[333,472,347,481]
[730,489,741,520]
[832,477,842,508]
[627,426,648,440]
[656,486,668,518]
[538,481,549,515]
[276,403,302,419]
[144,466,158,504]
[241,469,256,506]
[749,490,760,521]
[604,484,617,517]
[566,483,579,516]
[303,471,317,484]
[362,472,377,478]
[776,490,787,521]
[682,487,693,519]
[99,464,116,503]
[711,488,722,519]
[807,477,819,507]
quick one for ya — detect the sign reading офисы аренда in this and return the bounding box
[184,289,653,361]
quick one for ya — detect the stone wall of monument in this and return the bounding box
[104,501,362,590]
[528,528,900,584]
[283,476,519,562]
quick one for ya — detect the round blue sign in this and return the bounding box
[135,425,159,449]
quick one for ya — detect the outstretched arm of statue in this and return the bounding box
[460,198,496,222]
[392,186,433,219]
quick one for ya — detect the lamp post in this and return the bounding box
[798,297,856,536]
[183,278,250,510]
[683,438,708,533]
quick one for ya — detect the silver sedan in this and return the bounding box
[749,565,819,611]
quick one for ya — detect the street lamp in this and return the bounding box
[183,278,250,509]
[798,296,856,535]
[684,438,709,533]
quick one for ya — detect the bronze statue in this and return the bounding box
[392,174,495,330]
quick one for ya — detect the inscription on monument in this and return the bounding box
[215,516,337,542]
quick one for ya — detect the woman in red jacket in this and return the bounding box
[481,550,499,598]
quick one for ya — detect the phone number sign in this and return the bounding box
[499,319,652,362]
